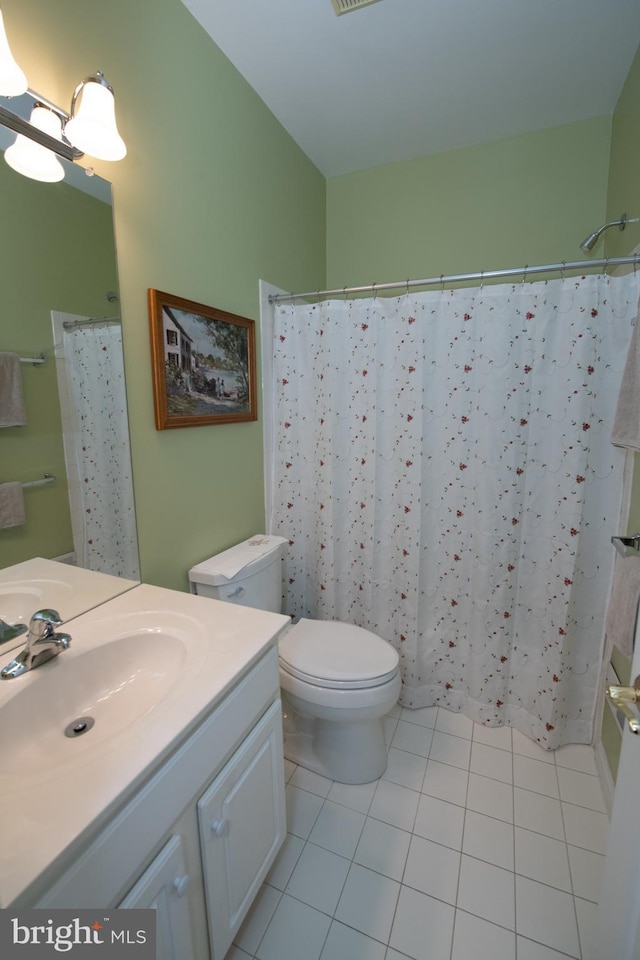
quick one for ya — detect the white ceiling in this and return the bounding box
[181,0,640,178]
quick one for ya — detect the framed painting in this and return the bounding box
[148,289,258,429]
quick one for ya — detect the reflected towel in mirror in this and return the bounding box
[0,482,25,529]
[0,352,27,427]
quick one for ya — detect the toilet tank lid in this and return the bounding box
[188,535,288,586]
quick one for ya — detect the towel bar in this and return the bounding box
[21,474,55,489]
[612,534,640,557]
[18,355,45,365]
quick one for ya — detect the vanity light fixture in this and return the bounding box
[0,9,126,181]
[4,104,64,181]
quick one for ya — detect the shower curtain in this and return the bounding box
[265,272,640,748]
[59,320,139,581]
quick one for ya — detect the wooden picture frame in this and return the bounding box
[148,289,257,430]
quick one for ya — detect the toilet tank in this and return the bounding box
[188,535,287,612]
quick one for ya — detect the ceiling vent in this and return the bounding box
[331,0,383,15]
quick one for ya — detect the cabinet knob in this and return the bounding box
[173,874,190,897]
[211,819,229,838]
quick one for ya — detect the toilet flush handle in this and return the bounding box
[227,586,245,599]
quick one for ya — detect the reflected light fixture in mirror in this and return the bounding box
[0,9,27,96]
[0,8,126,182]
[4,104,64,181]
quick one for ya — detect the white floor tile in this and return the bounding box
[561,801,609,855]
[429,730,472,769]
[225,947,253,960]
[403,834,461,905]
[470,742,513,784]
[369,778,420,832]
[457,855,516,930]
[320,920,386,960]
[391,720,433,758]
[335,863,400,943]
[256,894,331,960]
[389,885,455,960]
[574,895,598,958]
[234,883,282,955]
[285,842,350,915]
[514,787,564,840]
[399,705,438,728]
[514,827,572,892]
[383,746,428,791]
[515,876,580,958]
[327,778,377,815]
[513,754,560,798]
[516,936,578,960]
[451,909,516,960]
[353,817,411,882]
[557,766,607,813]
[421,759,469,806]
[512,730,555,763]
[413,793,465,850]
[472,722,513,751]
[466,772,513,823]
[285,785,324,839]
[308,798,366,858]
[554,743,599,775]
[265,833,305,890]
[435,707,474,739]
[289,766,334,798]
[462,810,514,870]
[567,844,606,903]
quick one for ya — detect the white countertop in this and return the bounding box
[0,583,289,907]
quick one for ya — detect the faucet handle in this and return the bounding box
[28,609,63,641]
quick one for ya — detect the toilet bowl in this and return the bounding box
[188,536,401,783]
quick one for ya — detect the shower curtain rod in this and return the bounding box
[268,255,640,304]
[62,316,121,330]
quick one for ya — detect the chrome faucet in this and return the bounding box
[0,609,71,679]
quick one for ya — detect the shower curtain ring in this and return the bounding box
[480,269,484,290]
[440,274,444,292]
[522,265,529,284]
[561,261,566,281]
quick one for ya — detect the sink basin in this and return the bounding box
[0,629,190,779]
[0,580,73,626]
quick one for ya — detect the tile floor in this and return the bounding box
[228,704,609,960]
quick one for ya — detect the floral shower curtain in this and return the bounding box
[62,321,139,581]
[265,273,640,748]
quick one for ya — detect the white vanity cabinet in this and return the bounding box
[32,644,286,960]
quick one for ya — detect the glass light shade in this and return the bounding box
[65,77,126,161]
[0,10,28,96]
[4,106,65,182]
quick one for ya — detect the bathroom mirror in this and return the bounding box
[0,97,140,609]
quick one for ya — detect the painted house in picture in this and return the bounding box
[163,306,194,390]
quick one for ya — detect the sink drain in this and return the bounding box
[64,716,95,738]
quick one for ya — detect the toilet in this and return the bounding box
[188,535,401,783]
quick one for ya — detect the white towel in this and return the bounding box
[193,535,288,581]
[0,352,27,428]
[0,482,25,529]
[605,555,640,659]
[612,299,640,451]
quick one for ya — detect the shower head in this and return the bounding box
[579,213,639,253]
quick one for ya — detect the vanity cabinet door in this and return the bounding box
[198,699,286,959]
[118,834,196,960]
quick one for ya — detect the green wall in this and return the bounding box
[1,0,326,591]
[0,162,117,566]
[326,116,612,288]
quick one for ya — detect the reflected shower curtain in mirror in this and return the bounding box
[265,273,640,748]
[59,320,139,581]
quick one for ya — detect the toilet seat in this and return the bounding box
[279,618,399,690]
